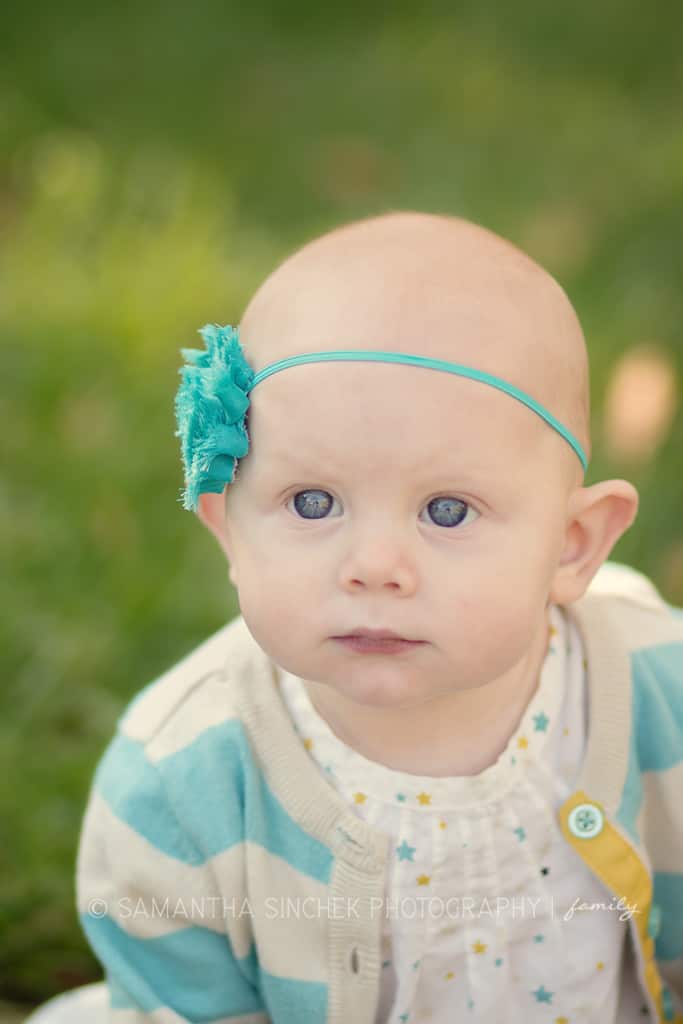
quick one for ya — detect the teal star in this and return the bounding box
[513,827,526,842]
[412,959,420,969]
[494,957,503,967]
[399,1013,410,1022]
[467,998,475,1009]
[532,985,553,1004]
[323,764,334,774]
[533,933,544,943]
[396,793,406,802]
[533,711,550,732]
[381,959,391,968]
[511,755,517,766]
[396,840,416,862]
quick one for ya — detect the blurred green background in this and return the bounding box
[1,0,682,1012]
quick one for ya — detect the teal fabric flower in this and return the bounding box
[174,324,255,511]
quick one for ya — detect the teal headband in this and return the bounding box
[175,323,588,512]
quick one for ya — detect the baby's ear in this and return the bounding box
[549,480,640,605]
[196,491,238,584]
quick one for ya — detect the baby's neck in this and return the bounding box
[303,608,551,778]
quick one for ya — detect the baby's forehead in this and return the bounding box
[247,357,554,485]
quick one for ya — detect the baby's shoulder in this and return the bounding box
[582,560,683,701]
[586,560,683,635]
[115,614,265,749]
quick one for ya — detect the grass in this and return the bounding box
[1,0,682,1008]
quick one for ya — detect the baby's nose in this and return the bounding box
[337,531,418,594]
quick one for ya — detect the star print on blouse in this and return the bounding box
[396,840,416,862]
[532,985,553,1003]
[416,792,431,805]
[513,827,526,841]
[533,711,550,731]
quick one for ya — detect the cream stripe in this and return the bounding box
[121,619,245,743]
[144,671,244,761]
[641,763,683,873]
[243,841,330,981]
[77,791,253,957]
[568,593,633,816]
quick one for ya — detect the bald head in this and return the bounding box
[240,211,591,484]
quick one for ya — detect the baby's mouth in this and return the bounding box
[331,629,425,654]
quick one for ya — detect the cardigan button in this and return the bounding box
[567,802,604,839]
[647,903,662,939]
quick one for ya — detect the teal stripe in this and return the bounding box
[616,642,683,837]
[260,969,328,1024]
[155,719,334,883]
[97,721,334,883]
[653,872,683,960]
[631,644,683,771]
[80,911,263,1019]
[95,733,205,865]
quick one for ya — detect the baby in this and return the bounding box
[75,212,683,1024]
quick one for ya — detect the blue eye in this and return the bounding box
[287,490,479,528]
[290,489,338,519]
[422,496,479,528]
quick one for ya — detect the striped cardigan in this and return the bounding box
[76,561,683,1023]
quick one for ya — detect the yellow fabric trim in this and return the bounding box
[559,790,665,1020]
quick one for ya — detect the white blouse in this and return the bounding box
[278,603,646,1023]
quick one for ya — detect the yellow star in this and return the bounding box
[555,1018,570,1023]
[562,727,569,736]
[517,736,529,750]
[596,961,604,970]
[417,791,432,805]
[472,940,487,954]
[549,624,558,639]
[416,874,431,886]
[353,792,367,804]
[444,971,455,980]
[439,820,447,829]
[302,737,313,750]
